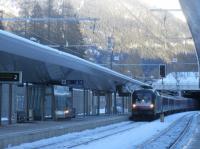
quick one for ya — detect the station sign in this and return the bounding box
[61,80,84,87]
[0,72,22,83]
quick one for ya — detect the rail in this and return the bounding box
[137,113,196,149]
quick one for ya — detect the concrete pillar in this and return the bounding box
[0,83,2,126]
[8,84,12,124]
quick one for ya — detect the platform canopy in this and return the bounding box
[0,30,150,92]
[180,0,200,87]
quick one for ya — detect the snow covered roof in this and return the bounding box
[0,30,150,91]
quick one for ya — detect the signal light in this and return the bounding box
[159,64,166,78]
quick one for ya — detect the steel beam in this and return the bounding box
[8,84,12,124]
[0,84,2,126]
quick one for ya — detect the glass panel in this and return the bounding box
[16,95,24,111]
[44,95,52,119]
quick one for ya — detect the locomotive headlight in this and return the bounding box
[64,110,69,114]
[150,104,154,108]
[132,104,136,108]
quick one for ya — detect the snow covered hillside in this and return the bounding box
[153,72,199,90]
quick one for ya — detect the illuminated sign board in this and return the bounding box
[0,72,22,83]
[61,80,84,87]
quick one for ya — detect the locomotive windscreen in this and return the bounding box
[133,90,153,104]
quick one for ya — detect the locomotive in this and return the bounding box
[131,89,196,120]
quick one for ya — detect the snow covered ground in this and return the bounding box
[9,111,199,149]
[153,72,199,90]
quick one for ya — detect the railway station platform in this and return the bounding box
[0,115,129,148]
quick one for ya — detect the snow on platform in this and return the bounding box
[10,111,199,149]
[0,115,128,149]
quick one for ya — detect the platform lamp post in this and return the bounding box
[159,64,166,122]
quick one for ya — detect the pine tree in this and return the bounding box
[0,11,4,30]
[29,2,45,43]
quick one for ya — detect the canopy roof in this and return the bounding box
[0,30,150,91]
[180,0,200,64]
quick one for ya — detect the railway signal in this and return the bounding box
[159,64,166,122]
[159,64,166,78]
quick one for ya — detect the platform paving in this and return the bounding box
[0,115,129,148]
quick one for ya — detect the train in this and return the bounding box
[130,89,197,120]
[54,85,75,120]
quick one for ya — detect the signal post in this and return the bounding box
[159,64,166,122]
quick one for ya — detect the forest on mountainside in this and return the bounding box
[0,0,197,80]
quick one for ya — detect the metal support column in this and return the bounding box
[70,88,73,108]
[51,86,56,121]
[83,89,86,116]
[109,93,112,114]
[85,90,89,116]
[105,93,108,114]
[105,94,108,114]
[92,91,94,115]
[129,93,132,113]
[41,86,45,121]
[125,96,128,114]
[106,93,112,115]
[114,92,117,114]
[8,84,12,124]
[0,84,2,126]
[25,83,29,121]
[122,96,125,114]
[97,94,100,115]
[108,93,112,114]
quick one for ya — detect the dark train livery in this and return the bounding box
[131,89,196,120]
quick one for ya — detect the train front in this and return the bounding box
[131,89,155,119]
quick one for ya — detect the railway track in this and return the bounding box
[137,113,196,149]
[33,121,147,149]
